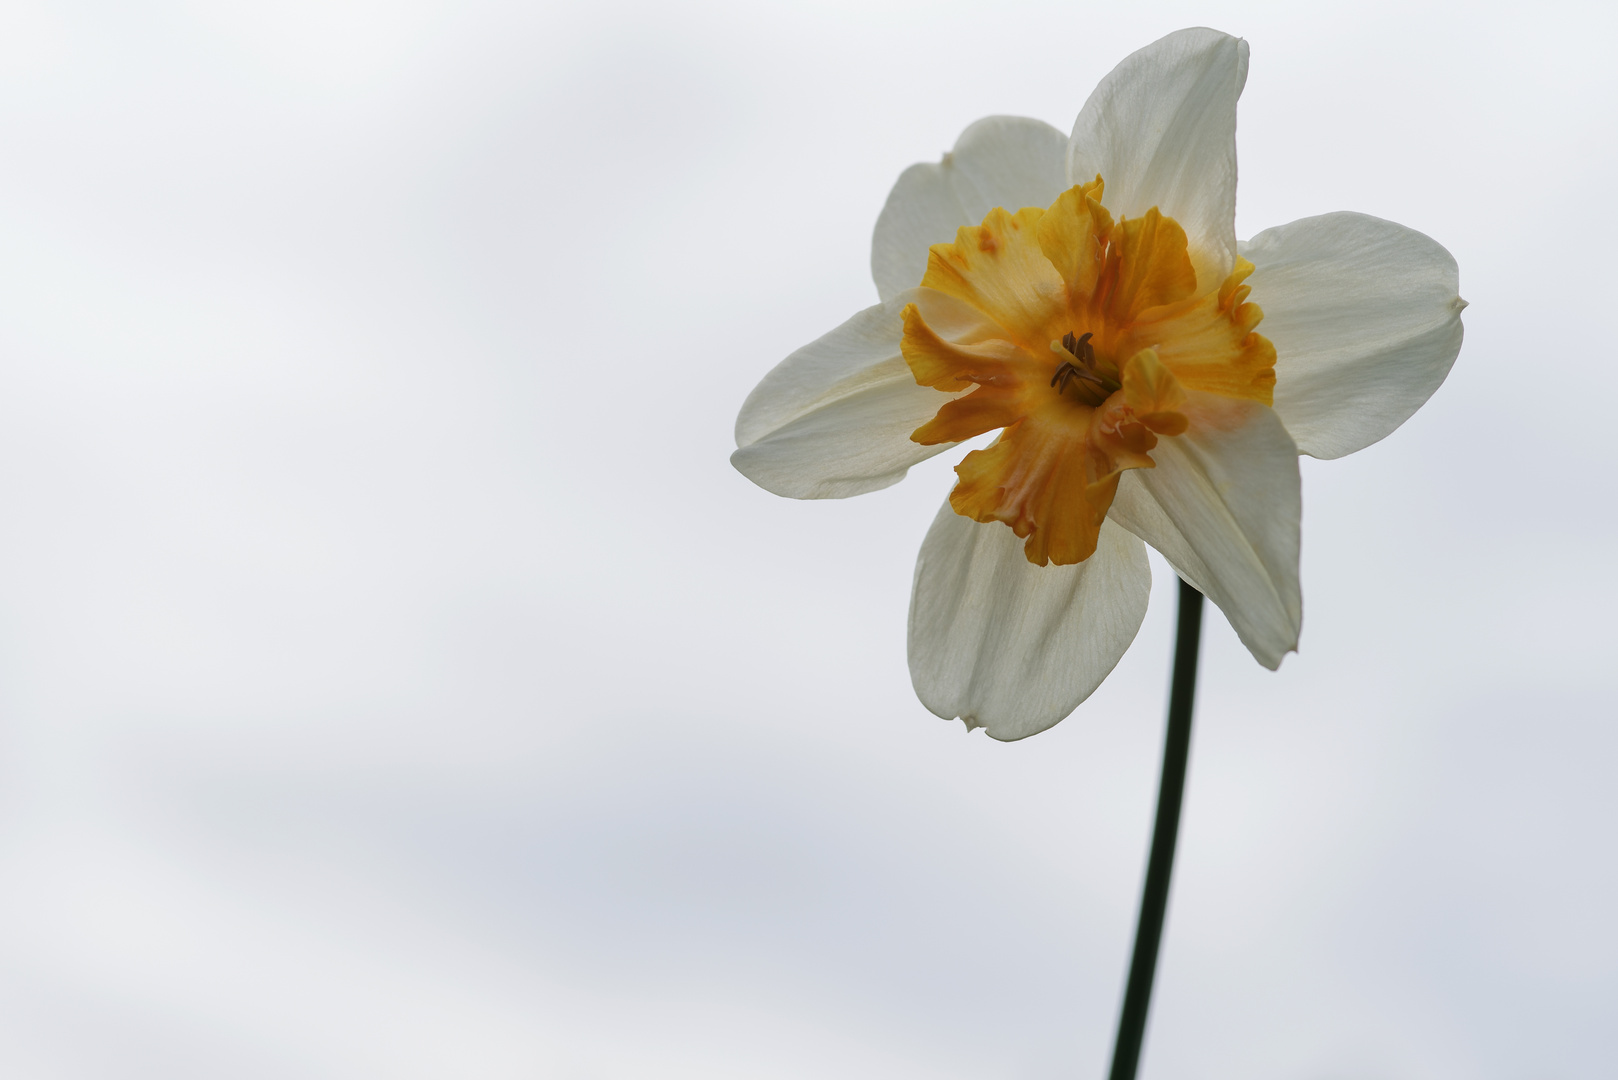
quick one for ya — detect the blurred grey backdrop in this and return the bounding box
[0,0,1613,1076]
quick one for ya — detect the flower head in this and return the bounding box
[732,28,1465,741]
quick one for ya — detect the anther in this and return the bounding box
[1051,362,1106,394]
[1061,331,1096,365]
[1052,331,1104,396]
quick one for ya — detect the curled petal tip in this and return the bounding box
[1265,642,1299,672]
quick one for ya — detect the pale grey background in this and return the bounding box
[0,0,1613,1077]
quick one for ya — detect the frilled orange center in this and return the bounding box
[902,177,1276,566]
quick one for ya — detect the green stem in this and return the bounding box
[1107,577,1204,1080]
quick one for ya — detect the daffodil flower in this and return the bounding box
[733,27,1464,741]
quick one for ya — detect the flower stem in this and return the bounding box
[1107,577,1204,1080]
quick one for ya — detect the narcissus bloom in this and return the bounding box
[732,28,1464,741]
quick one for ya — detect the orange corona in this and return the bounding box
[901,177,1276,566]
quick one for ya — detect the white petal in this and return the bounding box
[1241,212,1466,459]
[1109,397,1301,668]
[732,376,949,499]
[732,289,989,500]
[1068,27,1248,288]
[908,504,1151,742]
[870,116,1070,302]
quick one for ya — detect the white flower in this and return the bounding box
[732,28,1465,741]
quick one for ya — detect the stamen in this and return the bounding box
[1061,331,1096,364]
[1050,362,1106,393]
[1051,332,1107,400]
